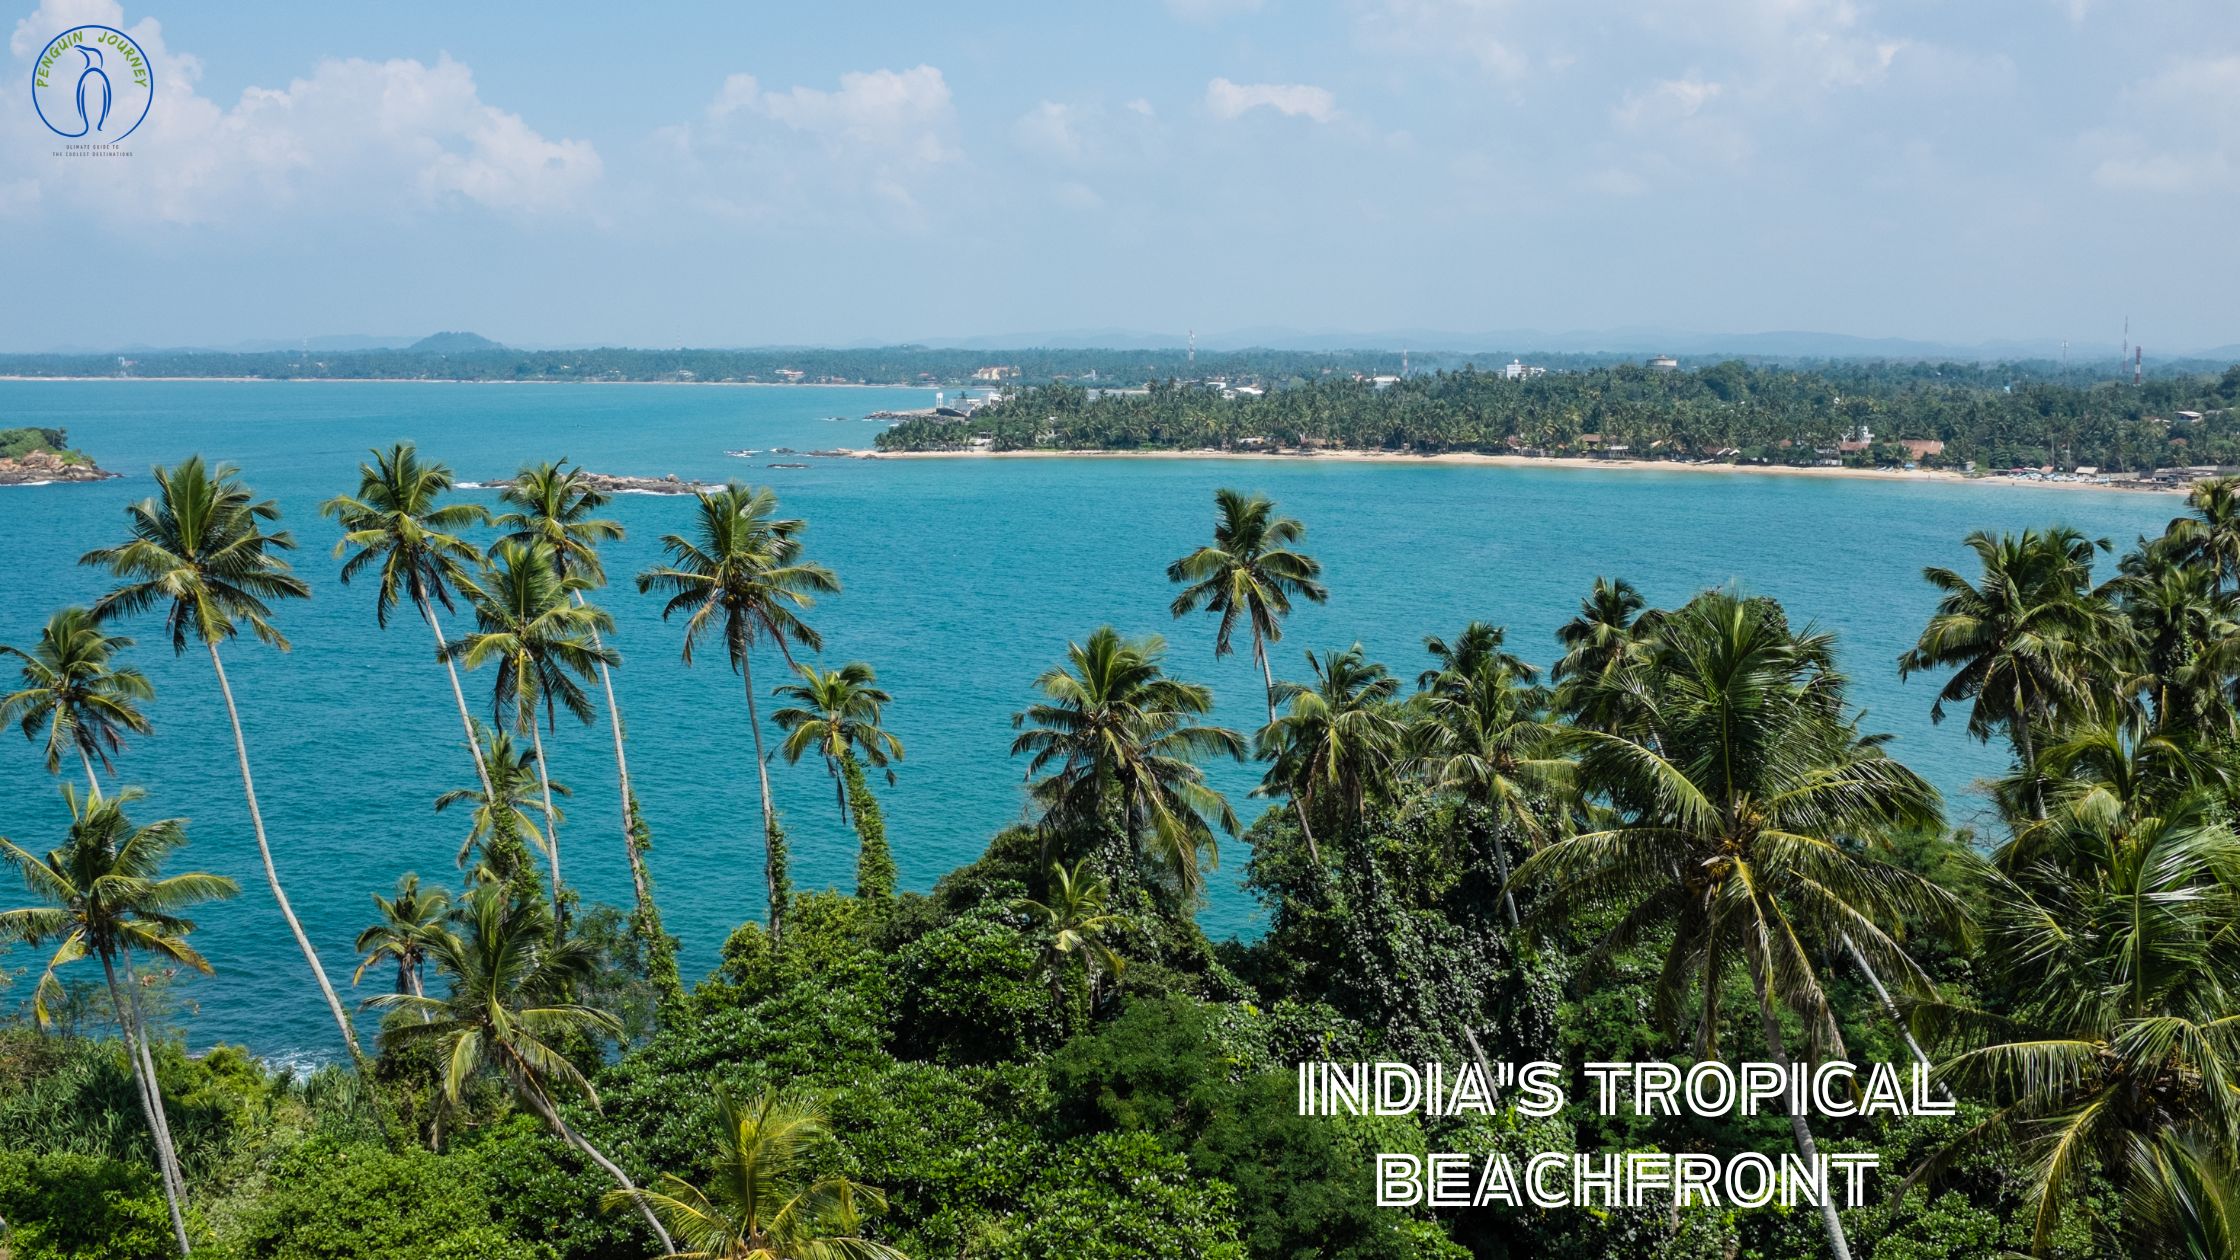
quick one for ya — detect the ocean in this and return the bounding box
[0,380,2176,1065]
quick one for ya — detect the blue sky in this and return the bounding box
[4,0,2237,351]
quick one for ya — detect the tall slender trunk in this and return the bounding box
[1485,803,1520,928]
[521,1086,675,1255]
[1255,632,1321,864]
[419,593,491,803]
[1839,934,1952,1102]
[577,600,659,944]
[740,654,786,941]
[844,753,897,903]
[206,642,392,1145]
[101,953,191,1255]
[78,746,101,798]
[528,722,565,923]
[1748,945,1853,1260]
[2013,689,2046,822]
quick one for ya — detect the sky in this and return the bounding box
[3,0,2237,352]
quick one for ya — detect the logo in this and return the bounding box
[31,25,153,144]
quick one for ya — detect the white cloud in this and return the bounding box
[666,66,959,224]
[1125,97,1156,118]
[1359,0,1529,80]
[1612,77,1724,130]
[5,1,597,223]
[1013,101,1082,161]
[2086,55,2240,192]
[1205,77,1340,123]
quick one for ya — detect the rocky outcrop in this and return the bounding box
[0,448,118,485]
[470,471,713,495]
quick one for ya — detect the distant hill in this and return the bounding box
[408,331,507,354]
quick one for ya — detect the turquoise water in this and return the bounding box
[0,381,2176,1064]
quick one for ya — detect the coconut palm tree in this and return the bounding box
[1255,644,1406,843]
[0,786,238,1255]
[770,661,903,822]
[369,884,674,1252]
[448,540,616,920]
[352,874,451,999]
[1899,528,2116,820]
[1018,858,1127,1017]
[1167,488,1329,859]
[437,722,567,897]
[0,606,154,791]
[77,457,389,1113]
[636,484,838,941]
[1511,591,1960,1260]
[770,662,903,900]
[1410,656,1569,927]
[1909,791,2240,1255]
[2165,474,2240,593]
[1418,620,1537,690]
[495,463,666,962]
[1010,627,1243,900]
[321,442,495,798]
[602,1085,905,1260]
[1551,577,1656,732]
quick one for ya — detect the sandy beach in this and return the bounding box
[857,446,2184,494]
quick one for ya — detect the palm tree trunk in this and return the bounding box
[418,593,492,802]
[205,642,392,1144]
[578,603,659,946]
[1486,805,1521,929]
[78,746,101,798]
[1838,934,1952,1103]
[740,656,787,941]
[2013,713,2047,822]
[528,722,565,922]
[100,953,191,1255]
[522,1087,674,1254]
[118,953,192,1211]
[1255,632,1321,864]
[1748,946,1853,1260]
[843,752,896,903]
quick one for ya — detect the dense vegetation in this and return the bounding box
[878,361,2240,475]
[4,448,2240,1258]
[0,427,87,464]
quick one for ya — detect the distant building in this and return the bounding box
[1901,439,1946,460]
[972,365,1020,382]
[1647,355,1679,372]
[1502,359,1547,380]
[1370,375,1402,389]
[775,368,806,382]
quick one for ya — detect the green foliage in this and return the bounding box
[0,427,73,460]
[987,1131,1248,1260]
[891,906,1055,1066]
[0,1149,180,1260]
[231,1139,554,1260]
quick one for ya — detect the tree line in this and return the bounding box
[878,360,2240,474]
[3,453,2239,1258]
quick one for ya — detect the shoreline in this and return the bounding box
[0,375,920,388]
[859,446,2185,494]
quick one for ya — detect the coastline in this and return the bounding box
[858,446,2185,494]
[0,375,915,388]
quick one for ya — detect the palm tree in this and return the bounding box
[1511,591,1961,1260]
[1410,654,1569,927]
[1166,488,1328,860]
[1551,577,1655,732]
[602,1085,906,1260]
[1255,644,1406,843]
[352,874,451,999]
[771,662,904,900]
[1898,528,2115,820]
[0,786,238,1255]
[495,463,665,960]
[770,662,903,819]
[1010,627,1243,900]
[321,443,495,799]
[1418,620,1537,690]
[437,722,567,897]
[0,606,154,791]
[77,457,389,1112]
[448,541,617,920]
[1018,858,1127,1017]
[1910,792,2240,1255]
[2165,474,2240,592]
[369,885,675,1253]
[637,484,838,941]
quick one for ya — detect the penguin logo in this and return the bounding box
[31,25,153,143]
